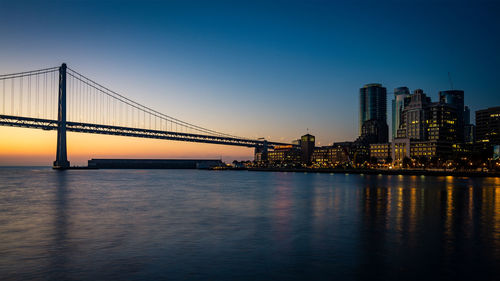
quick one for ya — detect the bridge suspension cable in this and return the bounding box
[0,67,59,80]
[65,67,248,139]
[0,66,58,120]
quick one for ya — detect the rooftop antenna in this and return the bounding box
[448,72,454,90]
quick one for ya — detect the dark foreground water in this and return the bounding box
[0,168,499,281]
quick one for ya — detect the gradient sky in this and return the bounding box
[1,0,499,165]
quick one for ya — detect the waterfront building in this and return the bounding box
[392,87,410,140]
[87,159,223,169]
[476,106,500,145]
[410,141,436,158]
[369,143,391,162]
[312,146,350,166]
[391,139,452,165]
[312,142,372,166]
[410,141,452,159]
[351,142,370,164]
[333,142,355,162]
[301,134,316,164]
[359,83,387,134]
[267,145,301,164]
[392,138,410,164]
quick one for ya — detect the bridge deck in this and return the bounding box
[0,115,291,148]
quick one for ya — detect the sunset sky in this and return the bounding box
[1,0,499,165]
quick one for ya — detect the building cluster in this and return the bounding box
[254,134,317,168]
[381,85,499,168]
[252,83,500,170]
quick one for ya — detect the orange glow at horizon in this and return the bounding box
[0,127,254,166]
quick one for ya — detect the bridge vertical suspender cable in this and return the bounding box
[19,76,22,116]
[36,73,39,117]
[2,79,4,114]
[11,78,14,115]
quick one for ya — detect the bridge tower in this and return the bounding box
[53,63,70,169]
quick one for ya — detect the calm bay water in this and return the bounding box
[0,167,499,281]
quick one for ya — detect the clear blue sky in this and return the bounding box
[1,0,499,145]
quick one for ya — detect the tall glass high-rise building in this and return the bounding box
[359,83,387,134]
[392,87,410,140]
[439,90,465,141]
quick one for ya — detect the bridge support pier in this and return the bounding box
[53,63,70,170]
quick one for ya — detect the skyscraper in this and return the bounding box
[399,89,432,141]
[359,83,387,134]
[439,90,465,141]
[392,87,410,140]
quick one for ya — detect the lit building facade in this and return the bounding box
[369,143,391,162]
[476,106,500,145]
[410,141,452,159]
[267,145,301,164]
[392,138,410,164]
[427,102,458,142]
[391,139,452,164]
[398,89,431,140]
[312,146,350,166]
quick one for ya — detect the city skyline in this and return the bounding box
[1,0,500,165]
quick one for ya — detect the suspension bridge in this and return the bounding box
[0,63,290,169]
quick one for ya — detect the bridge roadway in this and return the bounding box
[0,114,291,148]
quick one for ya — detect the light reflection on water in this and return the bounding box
[0,168,499,281]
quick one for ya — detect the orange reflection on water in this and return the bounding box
[466,186,474,238]
[494,187,500,251]
[386,188,392,230]
[445,179,454,244]
[495,177,500,185]
[395,187,403,234]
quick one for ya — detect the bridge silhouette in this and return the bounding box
[0,64,291,169]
